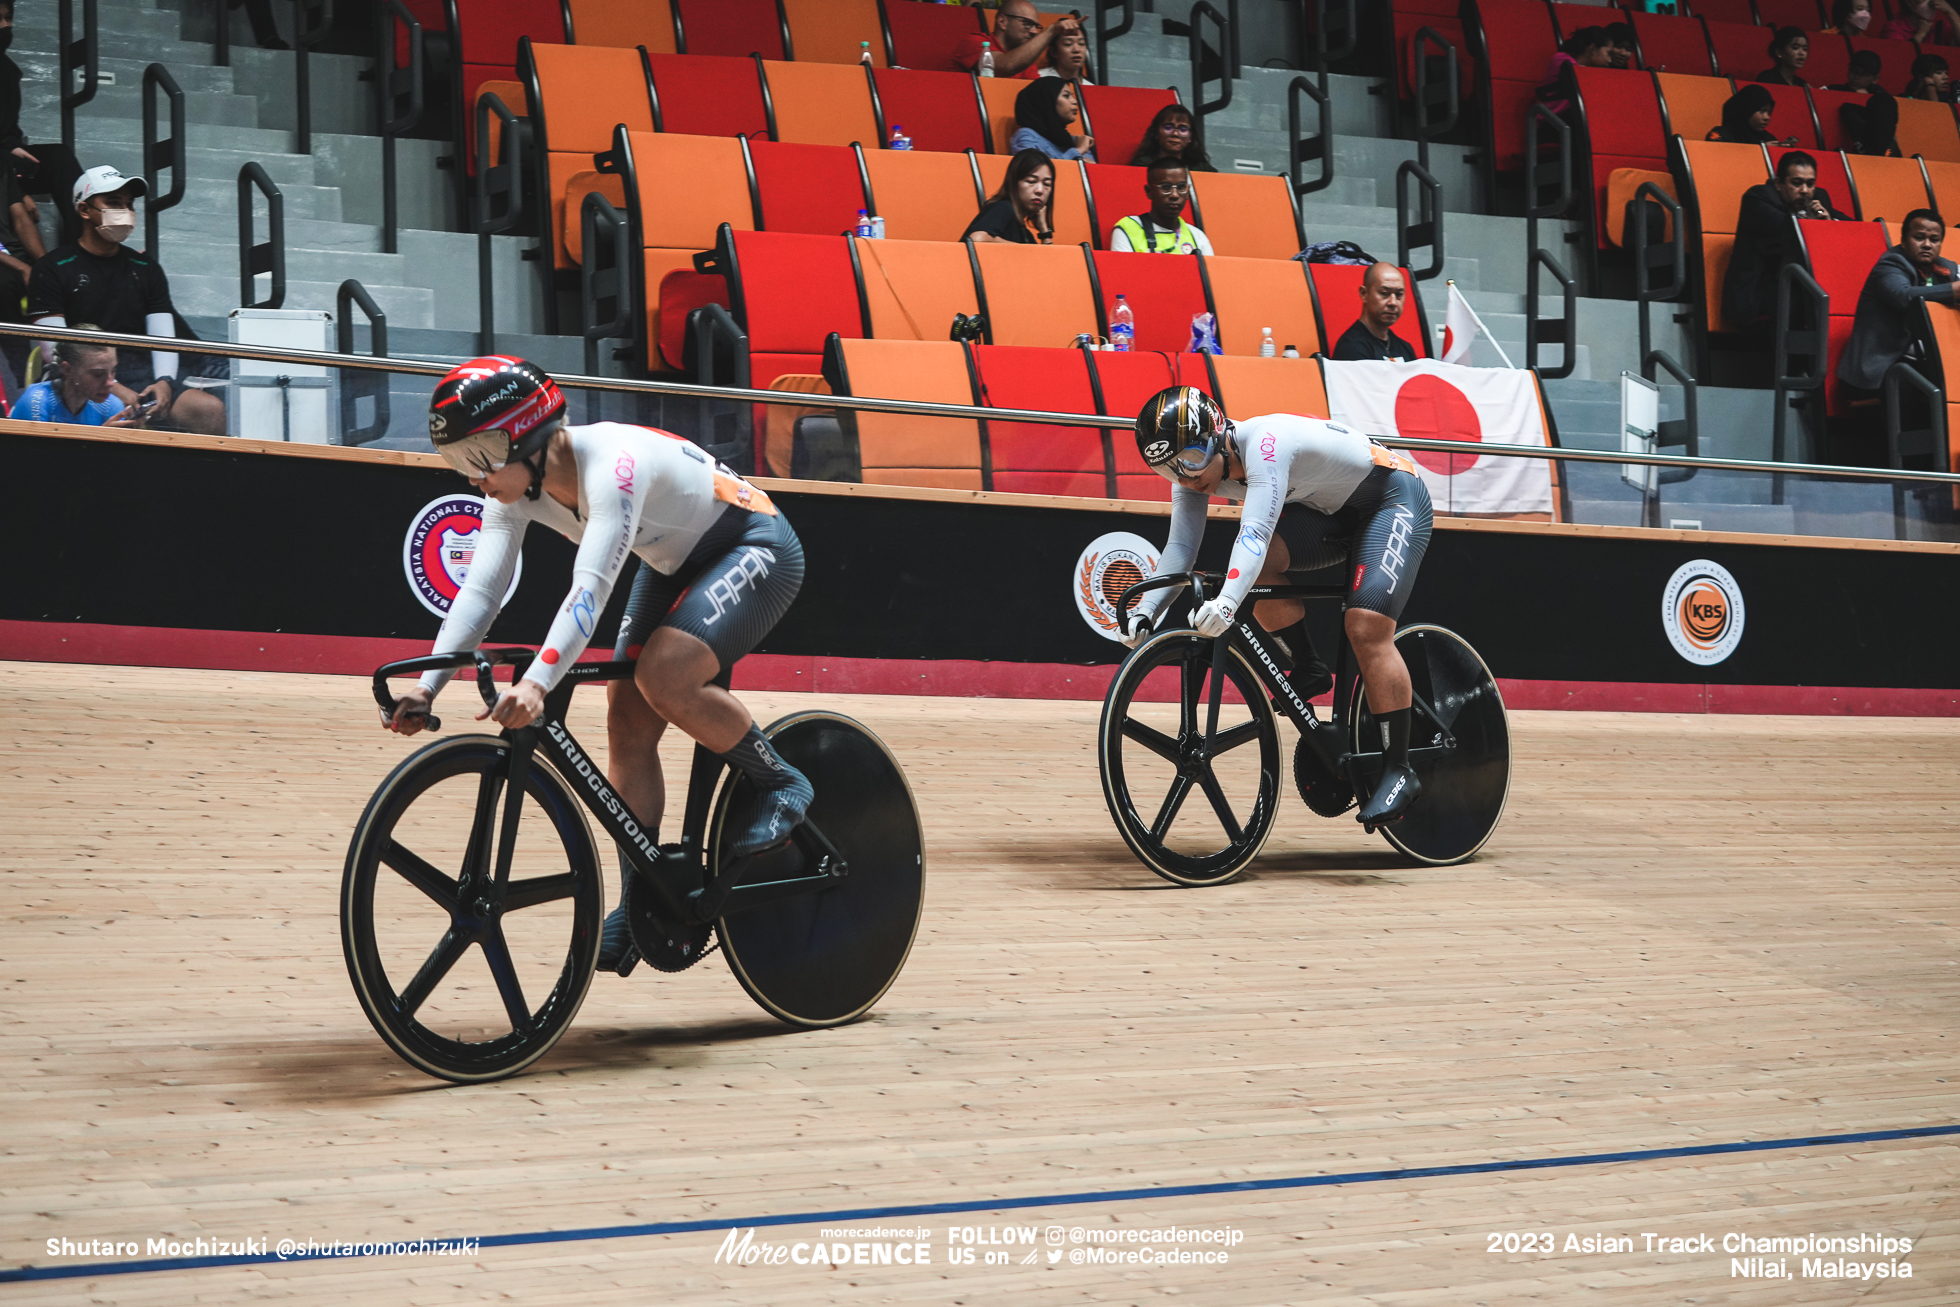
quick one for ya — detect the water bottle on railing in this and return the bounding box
[978,40,995,77]
[1260,326,1276,358]
[1110,295,1134,352]
[890,124,912,150]
[856,209,875,238]
[860,41,874,66]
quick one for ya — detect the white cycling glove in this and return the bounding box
[1121,607,1157,648]
[1192,597,1238,638]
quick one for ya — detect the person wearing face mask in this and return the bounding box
[27,166,226,436]
[0,0,84,257]
[1882,0,1960,45]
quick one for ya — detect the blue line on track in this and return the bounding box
[7,1122,1958,1283]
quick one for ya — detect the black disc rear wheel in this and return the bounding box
[709,712,924,1028]
[1098,629,1282,885]
[1348,625,1511,865]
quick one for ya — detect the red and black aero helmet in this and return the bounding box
[428,356,566,481]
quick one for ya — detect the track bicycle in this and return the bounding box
[342,649,925,1083]
[1098,571,1510,885]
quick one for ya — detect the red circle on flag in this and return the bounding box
[1393,374,1482,476]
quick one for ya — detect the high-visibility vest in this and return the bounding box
[1114,214,1204,254]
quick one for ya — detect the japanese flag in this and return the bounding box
[1440,282,1478,365]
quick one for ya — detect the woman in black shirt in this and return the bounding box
[1753,27,1810,86]
[961,149,1056,245]
[1708,84,1796,145]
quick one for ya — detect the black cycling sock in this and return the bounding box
[1274,617,1329,679]
[718,724,796,790]
[1379,707,1411,766]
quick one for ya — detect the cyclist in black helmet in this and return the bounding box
[1127,386,1434,825]
[383,356,810,977]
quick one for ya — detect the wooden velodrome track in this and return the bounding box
[4,659,1958,1303]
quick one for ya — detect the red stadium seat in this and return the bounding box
[1629,11,1717,76]
[1465,0,1562,173]
[1082,162,1191,250]
[1570,67,1671,248]
[1393,10,1478,109]
[1079,86,1182,171]
[1089,251,1210,353]
[1702,19,1775,77]
[1846,33,1919,93]
[883,0,986,73]
[1686,0,1755,23]
[746,140,872,236]
[1768,143,1856,215]
[1757,0,1826,25]
[1794,218,1889,414]
[1086,350,1216,501]
[1738,80,1824,147]
[1309,264,1433,357]
[871,68,989,154]
[1549,3,1617,43]
[1800,31,1851,87]
[672,0,786,58]
[1812,87,1871,152]
[646,53,769,139]
[715,228,864,389]
[969,345,1111,497]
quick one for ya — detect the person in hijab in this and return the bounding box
[1707,84,1797,145]
[1008,76,1095,161]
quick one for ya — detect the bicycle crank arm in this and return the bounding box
[684,825,848,925]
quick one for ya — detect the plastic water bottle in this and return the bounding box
[860,40,874,66]
[1259,326,1276,358]
[890,124,912,151]
[870,215,886,239]
[1282,344,1300,358]
[856,209,874,238]
[1110,295,1134,352]
[978,40,995,77]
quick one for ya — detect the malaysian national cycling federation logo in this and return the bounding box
[1661,559,1744,666]
[1073,532,1160,641]
[403,494,523,618]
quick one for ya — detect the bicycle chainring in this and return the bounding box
[622,864,716,973]
[1293,735,1355,818]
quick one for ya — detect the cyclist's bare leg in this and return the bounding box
[1345,608,1410,713]
[605,677,670,832]
[1250,535,1304,631]
[634,627,753,752]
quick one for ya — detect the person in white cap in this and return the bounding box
[26,165,225,435]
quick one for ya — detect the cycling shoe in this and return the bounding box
[596,903,640,977]
[1356,762,1421,825]
[725,764,814,860]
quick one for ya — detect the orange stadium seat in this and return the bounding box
[760,61,881,146]
[1795,218,1889,414]
[747,140,871,236]
[1571,67,1670,248]
[610,131,756,369]
[518,41,655,269]
[973,153,1094,247]
[1090,251,1209,353]
[826,337,984,489]
[1187,171,1302,259]
[1465,0,1562,174]
[1087,349,1215,501]
[565,0,677,53]
[1811,87,1870,152]
[975,76,1025,155]
[1767,143,1855,215]
[1205,354,1332,422]
[672,0,786,58]
[780,0,887,65]
[1629,11,1716,76]
[714,228,864,388]
[1198,255,1322,357]
[1655,71,1733,141]
[1309,264,1433,357]
[861,148,985,241]
[1894,98,1960,163]
[646,53,769,139]
[969,345,1110,497]
[1742,81,1823,147]
[1847,153,1933,221]
[852,236,981,339]
[1922,159,1960,218]
[883,0,986,73]
[1675,136,1771,334]
[1702,19,1775,77]
[871,68,989,154]
[969,241,1100,347]
[1078,86,1182,170]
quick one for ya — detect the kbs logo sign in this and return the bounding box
[1072,532,1160,641]
[403,494,524,618]
[1661,559,1744,666]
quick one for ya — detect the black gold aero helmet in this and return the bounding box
[1135,386,1229,479]
[428,356,566,496]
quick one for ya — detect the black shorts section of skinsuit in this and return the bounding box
[612,506,805,673]
[1271,466,1433,622]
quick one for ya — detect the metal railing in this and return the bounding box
[237,162,286,310]
[142,65,186,259]
[1288,76,1332,196]
[336,279,390,447]
[1639,348,1700,527]
[1092,0,1134,91]
[1409,26,1458,177]
[1188,1,1233,150]
[1395,159,1443,280]
[11,322,1955,494]
[292,0,335,155]
[1307,0,1357,77]
[1882,358,1948,541]
[580,193,635,376]
[474,92,526,353]
[1628,180,1682,362]
[59,0,99,151]
[1525,248,1575,379]
[214,0,230,67]
[375,0,425,256]
[1771,261,1828,501]
[1522,102,1574,378]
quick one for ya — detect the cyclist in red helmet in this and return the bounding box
[383,357,809,977]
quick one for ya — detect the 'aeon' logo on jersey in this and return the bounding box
[1260,434,1277,462]
[403,494,523,618]
[614,454,635,494]
[1661,559,1745,665]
